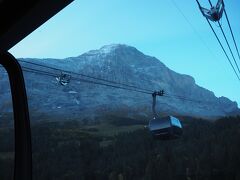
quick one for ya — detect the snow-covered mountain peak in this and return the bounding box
[1,44,239,120]
[99,44,128,53]
[83,44,140,56]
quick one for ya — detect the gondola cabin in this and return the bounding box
[56,73,71,86]
[149,116,183,140]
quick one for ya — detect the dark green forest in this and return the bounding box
[1,116,240,180]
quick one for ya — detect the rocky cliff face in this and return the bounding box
[0,44,239,121]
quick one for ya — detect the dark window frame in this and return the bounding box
[0,52,32,180]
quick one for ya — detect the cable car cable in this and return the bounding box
[164,94,202,103]
[217,21,240,75]
[22,67,152,94]
[207,0,240,75]
[2,65,220,106]
[2,64,233,107]
[2,65,221,104]
[205,18,240,80]
[170,0,217,60]
[223,9,240,65]
[208,0,213,7]
[22,66,59,77]
[21,66,153,95]
[23,66,213,105]
[195,0,240,81]
[18,60,154,93]
[166,94,219,105]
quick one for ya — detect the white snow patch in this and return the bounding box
[99,44,126,54]
[68,91,78,94]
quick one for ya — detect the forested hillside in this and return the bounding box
[1,116,240,180]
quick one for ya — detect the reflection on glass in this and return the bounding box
[149,117,171,130]
[170,116,182,128]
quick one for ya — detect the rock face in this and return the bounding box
[0,44,239,120]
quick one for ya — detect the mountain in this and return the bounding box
[0,44,239,121]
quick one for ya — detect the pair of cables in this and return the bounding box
[196,0,240,81]
[17,60,214,105]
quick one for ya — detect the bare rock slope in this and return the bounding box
[0,44,239,120]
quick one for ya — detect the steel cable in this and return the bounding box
[18,59,154,93]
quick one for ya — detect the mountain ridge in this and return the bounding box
[0,44,239,121]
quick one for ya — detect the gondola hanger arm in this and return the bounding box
[152,90,164,118]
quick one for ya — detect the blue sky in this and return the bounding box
[9,0,240,106]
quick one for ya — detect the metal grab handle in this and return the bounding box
[0,52,32,180]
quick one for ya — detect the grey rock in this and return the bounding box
[0,44,239,121]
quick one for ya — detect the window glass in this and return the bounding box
[5,0,240,179]
[0,67,14,179]
[171,116,182,128]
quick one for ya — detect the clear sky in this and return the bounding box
[9,0,240,106]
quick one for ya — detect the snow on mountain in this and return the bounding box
[0,44,239,121]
